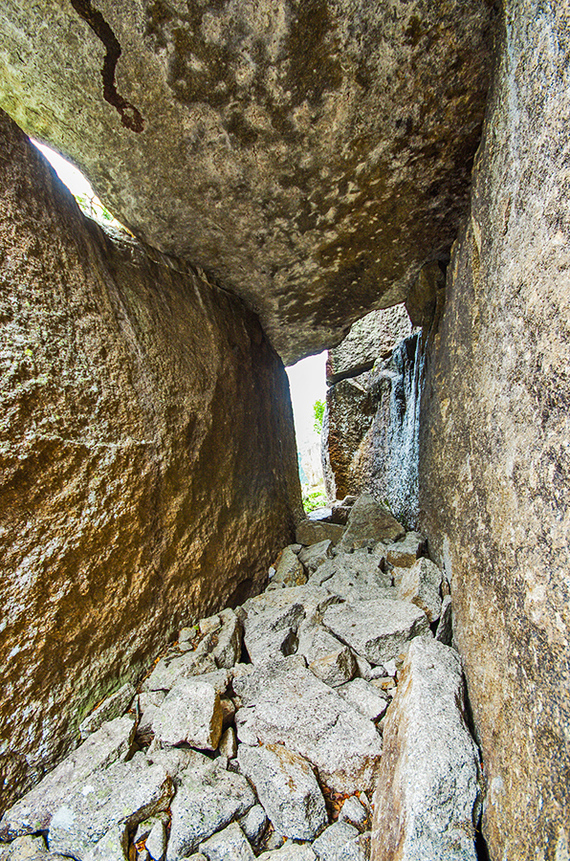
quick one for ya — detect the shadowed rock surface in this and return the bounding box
[419,2,570,855]
[0,112,301,811]
[0,0,493,361]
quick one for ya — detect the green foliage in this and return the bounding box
[302,487,328,513]
[313,398,325,434]
[74,192,124,229]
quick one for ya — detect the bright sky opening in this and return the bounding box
[286,352,327,448]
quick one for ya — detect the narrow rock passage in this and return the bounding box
[0,494,482,861]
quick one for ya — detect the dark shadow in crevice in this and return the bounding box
[69,0,145,132]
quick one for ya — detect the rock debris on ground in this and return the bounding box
[0,494,482,861]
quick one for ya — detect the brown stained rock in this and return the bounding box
[0,2,493,362]
[322,376,377,502]
[418,4,570,856]
[0,112,301,812]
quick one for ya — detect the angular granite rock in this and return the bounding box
[212,609,242,670]
[335,679,388,722]
[167,760,256,860]
[435,595,453,646]
[262,844,316,861]
[385,533,427,570]
[47,753,174,859]
[243,602,305,664]
[339,797,369,831]
[312,822,360,861]
[234,657,382,794]
[0,715,136,840]
[239,804,267,846]
[322,599,430,666]
[338,495,405,551]
[298,541,333,576]
[296,522,345,547]
[297,624,357,687]
[371,639,480,861]
[199,822,255,861]
[397,558,443,622]
[238,743,327,840]
[270,546,307,589]
[309,552,393,602]
[151,679,223,750]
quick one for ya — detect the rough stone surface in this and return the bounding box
[326,307,413,385]
[212,610,242,670]
[0,716,135,840]
[270,546,307,589]
[0,113,300,811]
[309,552,393,603]
[297,625,356,687]
[199,822,255,861]
[434,596,452,646]
[0,2,493,362]
[234,657,382,794]
[338,495,405,551]
[322,599,429,666]
[78,683,136,740]
[239,805,267,846]
[0,836,68,860]
[151,679,223,750]
[312,823,359,861]
[397,558,443,623]
[324,336,425,530]
[385,533,427,570]
[167,761,256,860]
[338,797,368,832]
[47,754,174,860]
[262,845,316,861]
[322,377,377,502]
[243,602,305,664]
[418,6,570,856]
[296,522,345,547]
[335,679,388,722]
[238,743,327,840]
[371,639,480,861]
[298,541,333,576]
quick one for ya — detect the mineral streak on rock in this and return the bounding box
[0,111,301,811]
[0,0,494,361]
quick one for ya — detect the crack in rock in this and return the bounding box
[69,0,145,132]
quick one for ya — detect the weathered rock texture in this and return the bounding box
[0,0,493,361]
[371,639,480,861]
[0,112,300,812]
[322,309,426,528]
[419,3,570,857]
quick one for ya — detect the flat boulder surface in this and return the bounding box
[322,600,429,665]
[234,657,382,795]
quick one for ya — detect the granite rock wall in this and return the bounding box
[0,112,301,812]
[419,2,570,856]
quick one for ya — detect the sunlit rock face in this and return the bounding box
[0,0,494,361]
[419,2,570,856]
[0,111,301,812]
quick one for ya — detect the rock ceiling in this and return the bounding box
[0,0,494,361]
